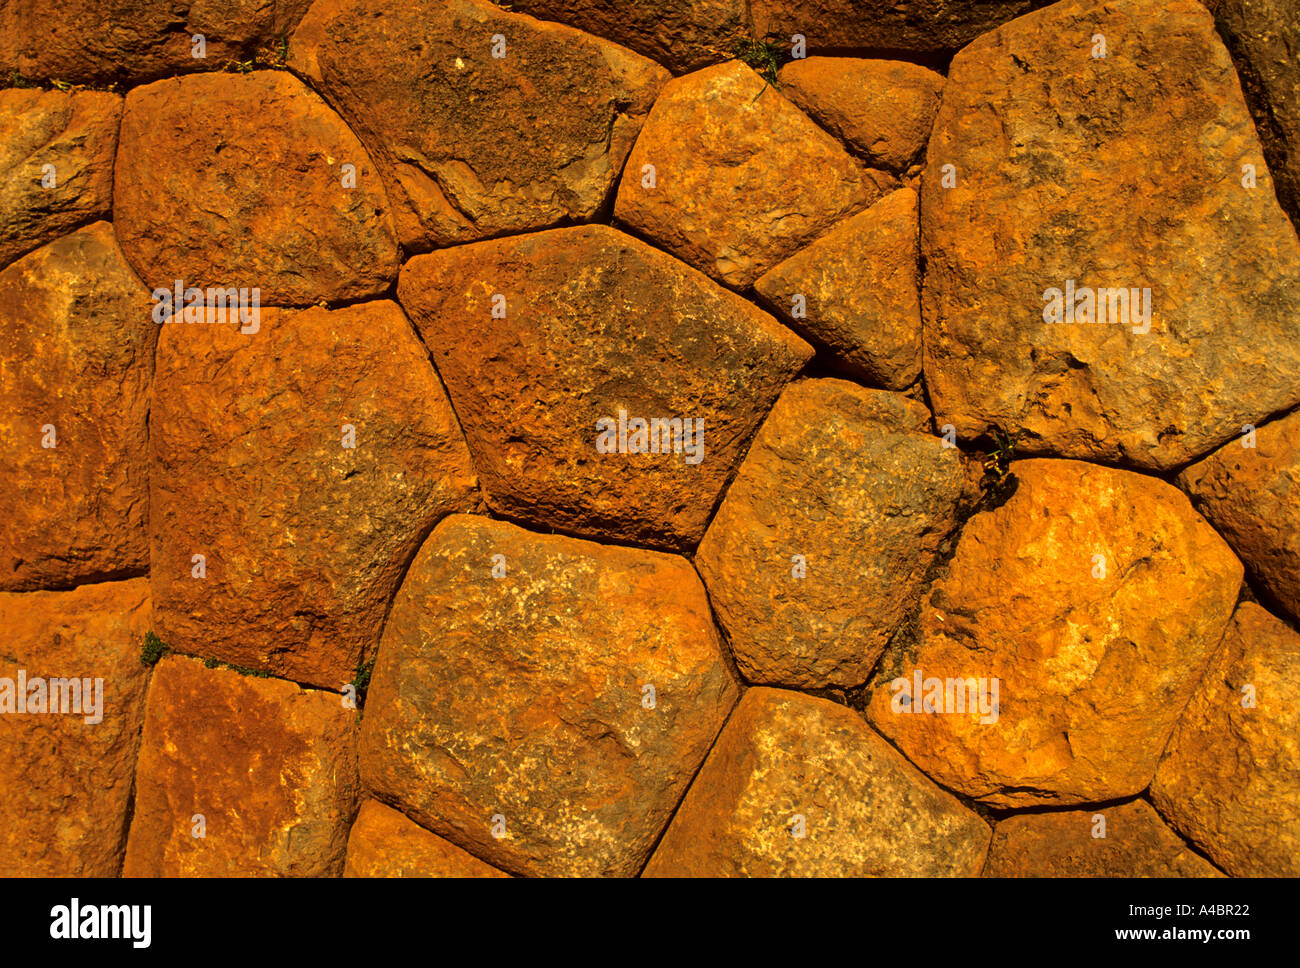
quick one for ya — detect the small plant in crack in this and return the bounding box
[141,630,169,667]
[223,32,290,73]
[980,427,1022,506]
[732,37,785,100]
[350,655,378,708]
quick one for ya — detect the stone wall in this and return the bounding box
[2,0,1298,877]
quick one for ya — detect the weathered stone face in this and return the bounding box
[114,70,399,307]
[644,688,991,876]
[755,188,923,388]
[865,459,1243,808]
[292,0,668,252]
[344,800,508,878]
[614,61,878,289]
[985,799,1223,877]
[0,89,121,269]
[149,301,479,689]
[1211,0,1300,227]
[397,224,811,551]
[777,59,944,172]
[1178,411,1300,625]
[750,0,1036,53]
[0,223,155,591]
[123,655,360,877]
[1151,602,1300,876]
[359,515,739,877]
[697,380,962,689]
[501,0,748,74]
[0,579,152,876]
[921,0,1300,470]
[0,0,314,84]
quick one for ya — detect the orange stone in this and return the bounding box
[124,655,360,876]
[614,61,877,289]
[0,88,121,268]
[755,188,923,388]
[644,688,991,876]
[360,515,739,877]
[985,800,1222,877]
[777,58,944,172]
[114,70,399,307]
[292,0,668,251]
[0,223,155,591]
[0,579,152,875]
[1151,602,1300,876]
[397,224,810,550]
[1178,410,1300,624]
[344,800,508,878]
[865,459,1243,807]
[149,300,479,688]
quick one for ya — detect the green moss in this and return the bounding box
[141,631,169,667]
[350,656,377,707]
[732,37,785,97]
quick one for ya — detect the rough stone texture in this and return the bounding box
[114,70,398,306]
[0,579,152,876]
[359,515,739,878]
[149,300,478,689]
[1177,410,1300,624]
[1211,0,1300,227]
[614,61,878,289]
[777,58,944,172]
[0,223,155,591]
[697,380,962,688]
[865,459,1243,808]
[397,224,811,551]
[0,0,313,84]
[0,88,121,269]
[922,0,1300,471]
[1151,602,1300,876]
[755,188,922,388]
[123,655,359,876]
[344,800,508,877]
[292,0,668,252]
[750,0,1035,53]
[501,0,748,74]
[644,688,990,876]
[985,799,1222,877]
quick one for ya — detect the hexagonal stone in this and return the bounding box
[755,188,922,388]
[0,0,313,84]
[749,0,1035,54]
[614,61,878,289]
[0,88,121,268]
[359,515,740,877]
[123,655,359,877]
[864,459,1243,808]
[1151,602,1300,876]
[344,800,508,878]
[776,58,944,173]
[922,0,1300,470]
[503,0,747,74]
[984,799,1222,877]
[149,300,479,689]
[114,70,399,306]
[397,224,811,551]
[0,223,155,591]
[697,379,962,689]
[644,688,991,877]
[0,579,151,876]
[1177,411,1300,624]
[291,0,668,252]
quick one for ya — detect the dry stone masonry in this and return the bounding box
[1,0,1298,879]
